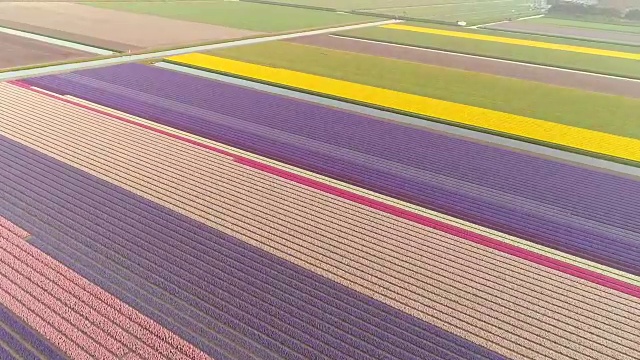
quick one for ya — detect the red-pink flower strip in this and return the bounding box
[0,216,29,239]
[0,217,212,360]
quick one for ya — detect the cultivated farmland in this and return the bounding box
[244,0,474,9]
[200,41,640,139]
[340,24,640,78]
[289,34,640,98]
[86,1,381,32]
[1,63,636,359]
[0,2,261,52]
[238,0,543,24]
[486,19,640,45]
[0,32,92,70]
[357,0,541,25]
[520,16,640,33]
[0,1,639,358]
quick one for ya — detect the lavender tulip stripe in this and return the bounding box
[23,64,640,276]
[0,132,505,360]
[0,305,66,360]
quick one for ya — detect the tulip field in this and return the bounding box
[0,4,639,359]
[167,50,640,163]
[0,58,638,359]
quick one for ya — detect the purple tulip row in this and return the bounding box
[23,63,640,277]
[0,304,66,360]
[0,130,503,360]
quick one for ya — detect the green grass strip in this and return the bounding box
[87,1,380,32]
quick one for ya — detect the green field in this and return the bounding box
[86,0,542,26]
[244,0,494,10]
[86,1,380,32]
[80,0,220,2]
[246,0,542,24]
[358,1,540,25]
[520,16,640,34]
[339,25,640,78]
[206,41,640,139]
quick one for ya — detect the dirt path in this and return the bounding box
[0,2,261,52]
[289,35,640,98]
[0,32,92,69]
[487,21,640,46]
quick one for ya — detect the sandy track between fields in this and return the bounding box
[0,32,92,69]
[486,21,640,46]
[289,35,640,98]
[0,2,261,52]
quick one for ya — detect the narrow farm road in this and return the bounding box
[0,19,401,81]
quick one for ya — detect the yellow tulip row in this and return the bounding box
[167,53,640,162]
[381,24,640,60]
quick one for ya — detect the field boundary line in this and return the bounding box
[469,13,544,28]
[0,19,401,82]
[0,25,115,55]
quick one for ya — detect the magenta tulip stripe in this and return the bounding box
[0,63,638,360]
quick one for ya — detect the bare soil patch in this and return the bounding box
[289,35,640,98]
[0,19,137,52]
[487,21,640,46]
[0,2,261,52]
[0,32,92,69]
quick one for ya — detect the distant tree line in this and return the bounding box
[547,0,640,21]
